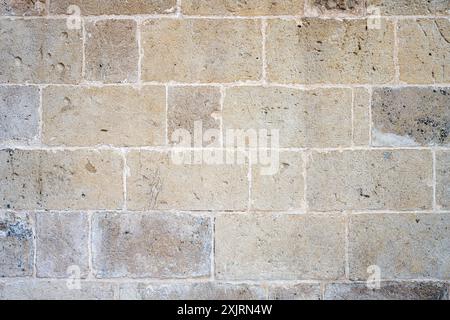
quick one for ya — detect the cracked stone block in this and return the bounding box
[0,280,115,300]
[306,150,433,211]
[0,212,34,277]
[223,87,352,148]
[366,0,450,15]
[266,18,395,84]
[36,212,89,278]
[349,213,450,280]
[126,151,248,211]
[182,0,304,15]
[85,20,139,83]
[305,0,366,16]
[398,19,450,84]
[0,19,82,84]
[251,151,305,211]
[0,0,47,15]
[353,88,371,146]
[119,282,266,300]
[42,85,165,146]
[92,212,211,278]
[267,284,321,300]
[50,0,177,15]
[436,150,450,210]
[141,19,262,82]
[215,214,346,280]
[324,282,449,300]
[0,86,39,143]
[0,149,123,210]
[168,86,221,147]
[372,87,450,147]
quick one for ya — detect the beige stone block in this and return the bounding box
[305,0,366,16]
[353,88,371,146]
[267,284,321,300]
[366,0,450,15]
[436,150,450,210]
[0,0,46,15]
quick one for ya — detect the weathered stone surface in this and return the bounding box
[267,284,321,300]
[266,18,395,84]
[141,19,262,82]
[182,0,304,15]
[251,151,305,211]
[0,86,39,143]
[120,282,266,300]
[349,213,450,280]
[223,87,352,148]
[92,212,211,278]
[353,88,371,146]
[0,149,123,210]
[398,19,450,84]
[42,86,165,146]
[50,0,177,15]
[307,150,433,211]
[36,212,89,278]
[306,0,366,16]
[126,151,248,211]
[372,87,450,147]
[436,150,450,210]
[168,86,221,147]
[0,212,34,277]
[215,214,346,280]
[85,20,139,83]
[324,282,449,300]
[0,280,115,300]
[0,0,46,15]
[0,19,82,84]
[367,0,450,15]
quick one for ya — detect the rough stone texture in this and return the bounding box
[168,86,221,147]
[0,86,39,143]
[0,280,115,300]
[182,0,304,16]
[0,0,47,15]
[324,282,449,300]
[349,213,450,280]
[36,212,89,278]
[307,150,433,211]
[42,86,166,146]
[305,0,366,16]
[0,19,82,84]
[126,151,248,211]
[266,18,395,84]
[141,19,262,82]
[398,19,450,84]
[215,214,346,280]
[0,212,34,277]
[436,150,450,210]
[372,87,450,147]
[120,282,266,300]
[353,88,371,146]
[223,87,352,148]
[85,20,139,83]
[267,284,321,300]
[366,0,450,15]
[251,151,305,211]
[92,212,211,278]
[0,149,123,210]
[50,0,177,15]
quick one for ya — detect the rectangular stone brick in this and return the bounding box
[353,88,371,146]
[398,19,450,84]
[182,0,304,16]
[50,0,177,15]
[92,212,211,278]
[120,282,266,300]
[223,87,352,148]
[307,150,433,211]
[0,212,34,277]
[42,86,165,146]
[126,151,248,211]
[436,150,450,210]
[36,212,89,278]
[0,86,39,143]
[215,214,346,280]
[324,282,449,300]
[349,213,450,280]
[372,87,450,147]
[0,0,46,15]
[0,19,82,84]
[305,0,366,16]
[85,20,138,83]
[367,0,450,15]
[0,280,115,300]
[267,284,321,300]
[141,19,262,82]
[266,18,395,84]
[0,149,123,210]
